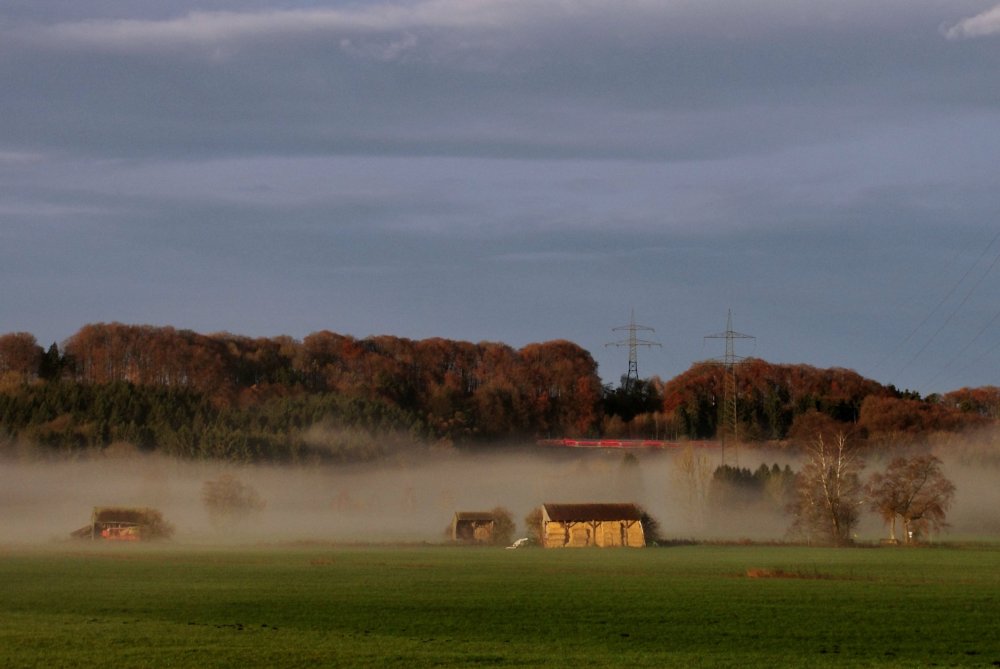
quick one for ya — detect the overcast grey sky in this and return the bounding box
[3,0,1000,394]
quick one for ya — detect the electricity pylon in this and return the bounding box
[606,309,661,391]
[704,309,755,465]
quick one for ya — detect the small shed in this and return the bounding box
[70,507,173,541]
[451,511,497,543]
[540,503,645,548]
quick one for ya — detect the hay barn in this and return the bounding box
[70,507,172,541]
[450,511,497,543]
[540,503,645,548]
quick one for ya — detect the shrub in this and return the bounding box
[524,507,543,543]
[635,505,662,545]
[138,508,175,540]
[489,507,516,546]
[201,473,266,527]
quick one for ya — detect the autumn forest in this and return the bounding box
[0,323,997,461]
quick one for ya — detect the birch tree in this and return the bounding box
[789,431,864,545]
[673,444,713,530]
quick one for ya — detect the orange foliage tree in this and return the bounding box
[0,332,42,378]
[942,386,1000,419]
[661,359,893,441]
[867,455,956,543]
[858,395,987,446]
[53,323,606,442]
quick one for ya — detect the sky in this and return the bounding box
[2,0,1000,396]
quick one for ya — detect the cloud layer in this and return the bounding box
[2,0,1000,394]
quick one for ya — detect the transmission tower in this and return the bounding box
[704,309,755,465]
[606,309,661,391]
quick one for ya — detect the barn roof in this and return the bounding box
[543,503,643,522]
[453,511,496,522]
[93,507,156,524]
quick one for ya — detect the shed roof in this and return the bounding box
[543,503,643,522]
[93,507,156,524]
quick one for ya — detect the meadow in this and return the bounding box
[1,543,998,668]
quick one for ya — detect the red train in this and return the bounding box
[537,438,718,449]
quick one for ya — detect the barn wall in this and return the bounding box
[452,519,495,543]
[473,522,494,542]
[542,519,645,548]
[623,521,644,547]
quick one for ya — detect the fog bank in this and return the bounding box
[1,443,997,546]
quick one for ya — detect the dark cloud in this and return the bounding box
[3,1,998,161]
[2,1,1000,395]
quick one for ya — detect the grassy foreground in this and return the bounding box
[1,543,998,668]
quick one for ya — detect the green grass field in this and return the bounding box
[1,543,998,668]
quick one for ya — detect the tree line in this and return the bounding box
[650,359,995,445]
[0,325,601,458]
[0,324,996,460]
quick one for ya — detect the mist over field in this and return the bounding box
[2,438,998,546]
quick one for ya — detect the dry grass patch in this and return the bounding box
[745,567,834,580]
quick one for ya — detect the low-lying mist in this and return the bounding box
[2,440,998,546]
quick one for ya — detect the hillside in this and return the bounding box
[0,325,995,460]
[654,359,994,445]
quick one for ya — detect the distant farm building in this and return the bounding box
[451,511,498,543]
[71,507,174,541]
[540,503,645,548]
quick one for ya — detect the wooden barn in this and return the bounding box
[540,503,645,548]
[450,511,497,543]
[70,507,173,541]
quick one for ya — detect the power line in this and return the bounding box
[704,309,754,465]
[938,325,1000,388]
[892,233,1000,384]
[922,305,1000,392]
[870,230,998,377]
[605,309,660,392]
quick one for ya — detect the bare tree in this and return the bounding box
[867,454,956,544]
[789,431,864,545]
[673,444,713,530]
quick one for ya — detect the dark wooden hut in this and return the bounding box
[70,507,173,541]
[450,511,497,543]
